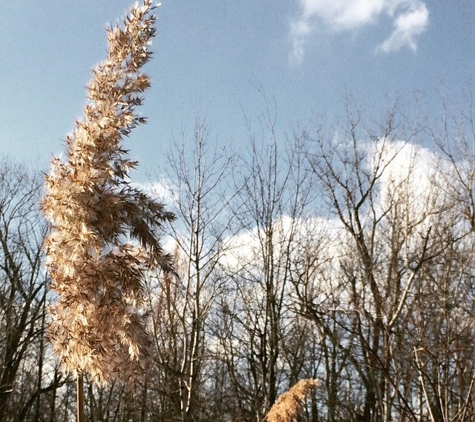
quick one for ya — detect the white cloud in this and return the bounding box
[289,19,312,64]
[132,179,178,205]
[289,0,429,63]
[218,140,450,304]
[377,3,429,52]
[300,0,386,30]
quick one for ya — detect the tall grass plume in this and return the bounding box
[41,0,174,387]
[264,379,319,422]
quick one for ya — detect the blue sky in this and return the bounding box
[0,0,473,180]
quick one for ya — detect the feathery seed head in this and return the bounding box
[41,1,173,387]
[265,379,320,422]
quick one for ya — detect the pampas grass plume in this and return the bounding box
[264,379,319,422]
[41,0,174,387]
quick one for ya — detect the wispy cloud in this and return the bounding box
[289,0,429,63]
[377,3,429,52]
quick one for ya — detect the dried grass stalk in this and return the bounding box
[41,0,174,387]
[264,379,319,422]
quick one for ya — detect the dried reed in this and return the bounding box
[264,379,319,422]
[41,0,174,387]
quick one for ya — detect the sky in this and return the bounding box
[0,0,473,181]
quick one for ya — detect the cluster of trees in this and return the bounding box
[0,97,473,421]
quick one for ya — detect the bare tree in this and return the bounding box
[286,99,475,421]
[144,114,236,421]
[212,106,317,421]
[0,158,66,421]
[410,92,475,422]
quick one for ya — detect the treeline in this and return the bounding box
[0,101,474,421]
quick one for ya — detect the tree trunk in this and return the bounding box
[77,373,85,422]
